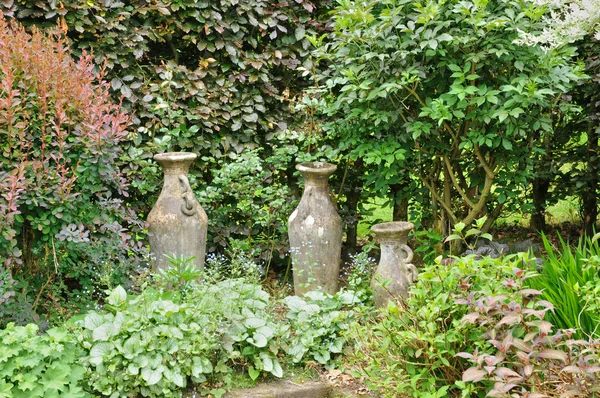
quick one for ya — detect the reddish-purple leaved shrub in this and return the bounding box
[0,15,148,324]
[457,267,600,397]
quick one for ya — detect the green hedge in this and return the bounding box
[1,0,333,269]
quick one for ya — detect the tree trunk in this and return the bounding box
[442,166,463,253]
[422,184,434,229]
[20,221,37,274]
[442,166,452,236]
[530,177,550,232]
[390,183,409,221]
[582,126,598,236]
[345,186,360,255]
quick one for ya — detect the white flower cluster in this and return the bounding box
[518,0,600,47]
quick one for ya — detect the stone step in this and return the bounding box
[224,381,331,398]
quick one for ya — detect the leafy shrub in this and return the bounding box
[0,323,89,397]
[0,270,16,321]
[0,16,148,323]
[528,234,600,337]
[457,269,600,397]
[153,255,203,293]
[198,147,297,262]
[0,271,38,327]
[412,228,444,266]
[347,239,600,398]
[1,0,325,142]
[74,252,360,397]
[312,0,582,235]
[76,281,283,397]
[345,253,542,397]
[284,290,360,366]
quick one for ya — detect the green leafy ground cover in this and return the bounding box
[1,254,363,398]
[3,236,600,397]
[2,1,600,397]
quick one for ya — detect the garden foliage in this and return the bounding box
[0,323,89,398]
[69,257,359,397]
[285,290,358,365]
[0,253,359,398]
[528,234,600,338]
[457,269,600,397]
[198,147,297,260]
[0,0,332,260]
[549,38,600,234]
[0,16,147,325]
[311,0,583,234]
[347,251,600,397]
[77,282,283,397]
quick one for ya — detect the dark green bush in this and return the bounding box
[198,147,297,260]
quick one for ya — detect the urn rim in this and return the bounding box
[154,152,198,163]
[371,221,414,235]
[296,162,337,175]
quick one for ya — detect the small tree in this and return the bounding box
[517,0,600,234]
[313,0,583,236]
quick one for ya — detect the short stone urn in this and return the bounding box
[288,162,342,295]
[147,152,208,270]
[371,221,418,307]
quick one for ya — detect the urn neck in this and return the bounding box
[303,181,330,192]
[371,221,414,244]
[297,162,336,188]
[155,152,197,176]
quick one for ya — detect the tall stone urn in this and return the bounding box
[147,152,208,270]
[371,221,418,307]
[288,162,342,295]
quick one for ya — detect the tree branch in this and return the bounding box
[483,203,505,232]
[419,175,458,225]
[462,170,495,226]
[443,154,475,209]
[474,143,495,179]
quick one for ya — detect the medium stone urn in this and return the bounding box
[371,221,418,307]
[288,162,342,295]
[147,152,208,270]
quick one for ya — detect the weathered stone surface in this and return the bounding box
[147,152,208,270]
[464,241,509,258]
[288,162,343,296]
[509,239,541,256]
[371,221,417,308]
[222,381,331,398]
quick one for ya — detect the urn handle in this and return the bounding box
[179,175,197,217]
[406,263,418,284]
[399,243,414,263]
